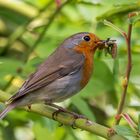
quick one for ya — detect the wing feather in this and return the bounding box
[7,47,84,103]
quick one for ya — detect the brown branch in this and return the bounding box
[115,22,133,125]
[103,19,133,125]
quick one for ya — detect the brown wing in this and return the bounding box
[7,47,84,103]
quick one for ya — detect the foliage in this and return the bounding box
[0,0,140,140]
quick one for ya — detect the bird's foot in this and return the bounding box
[46,103,87,129]
[52,107,66,120]
[46,103,77,119]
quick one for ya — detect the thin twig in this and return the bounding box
[115,22,132,125]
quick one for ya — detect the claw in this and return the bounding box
[52,108,65,120]
[47,103,87,128]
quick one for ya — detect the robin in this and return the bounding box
[0,32,104,119]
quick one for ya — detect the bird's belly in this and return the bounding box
[38,71,82,103]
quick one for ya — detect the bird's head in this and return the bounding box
[62,32,101,54]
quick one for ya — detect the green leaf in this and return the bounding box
[114,125,136,140]
[33,122,51,140]
[33,121,65,140]
[72,96,95,121]
[0,58,22,76]
[0,0,38,23]
[97,2,140,20]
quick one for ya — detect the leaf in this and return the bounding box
[114,125,136,140]
[100,0,138,5]
[0,58,22,77]
[33,121,65,140]
[72,96,96,121]
[33,122,50,140]
[0,0,38,22]
[97,2,140,20]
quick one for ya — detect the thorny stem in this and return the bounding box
[115,22,132,125]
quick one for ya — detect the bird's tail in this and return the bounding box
[0,103,16,119]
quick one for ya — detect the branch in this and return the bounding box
[115,19,132,125]
[0,90,125,140]
[103,19,133,125]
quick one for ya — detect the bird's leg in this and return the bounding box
[46,103,87,128]
[46,103,88,129]
[45,103,66,119]
[51,105,66,120]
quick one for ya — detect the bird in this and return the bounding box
[0,32,103,119]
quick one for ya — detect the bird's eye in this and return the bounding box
[83,35,90,41]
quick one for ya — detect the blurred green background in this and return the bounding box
[0,0,140,140]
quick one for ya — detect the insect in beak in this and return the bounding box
[95,38,117,58]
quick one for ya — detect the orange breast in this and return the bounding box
[81,51,93,88]
[73,42,95,88]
